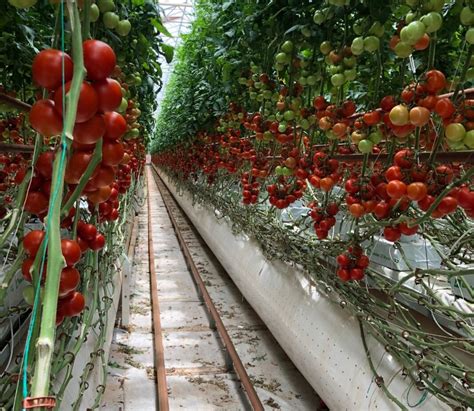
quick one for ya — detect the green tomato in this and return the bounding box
[344,69,357,81]
[369,21,385,37]
[23,285,35,306]
[423,0,444,12]
[467,67,474,81]
[405,11,416,24]
[299,77,307,86]
[331,73,346,87]
[116,20,132,36]
[283,110,295,121]
[103,11,119,29]
[447,140,466,151]
[364,36,380,53]
[98,0,115,12]
[300,119,310,130]
[306,75,318,86]
[329,65,342,75]
[275,165,283,175]
[400,21,426,45]
[118,98,128,113]
[343,56,357,68]
[263,131,273,141]
[89,4,100,23]
[278,122,287,133]
[326,130,338,140]
[313,11,325,25]
[282,167,293,176]
[263,90,273,99]
[8,0,37,7]
[464,130,474,148]
[421,12,443,33]
[394,41,413,58]
[358,139,374,153]
[275,63,285,72]
[320,41,332,55]
[460,7,474,26]
[281,40,294,53]
[466,28,474,45]
[351,37,364,56]
[301,27,312,38]
[369,130,383,144]
[445,123,466,142]
[275,52,290,64]
[405,0,419,8]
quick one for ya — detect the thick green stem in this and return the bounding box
[30,1,85,402]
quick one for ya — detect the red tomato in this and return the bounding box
[349,203,365,218]
[73,115,105,145]
[61,239,82,267]
[29,99,63,137]
[337,268,350,281]
[386,180,407,199]
[77,221,98,241]
[356,255,369,269]
[35,151,55,180]
[399,221,419,236]
[102,141,125,166]
[373,201,390,219]
[32,49,74,90]
[434,98,455,119]
[54,81,99,123]
[24,191,49,215]
[89,233,106,251]
[384,226,401,242]
[350,268,365,281]
[380,95,396,112]
[77,236,89,253]
[83,40,116,81]
[336,253,351,267]
[64,152,93,185]
[394,149,414,169]
[425,70,446,94]
[418,194,435,211]
[385,166,403,182]
[61,291,85,317]
[59,267,80,298]
[103,112,127,140]
[414,33,430,51]
[93,79,122,112]
[90,164,115,188]
[437,196,458,215]
[23,230,46,257]
[87,185,112,204]
[363,111,381,126]
[458,188,474,210]
[407,182,428,201]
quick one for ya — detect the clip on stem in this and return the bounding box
[23,396,56,409]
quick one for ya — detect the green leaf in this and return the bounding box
[151,18,173,37]
[161,43,174,63]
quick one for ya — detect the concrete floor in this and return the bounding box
[101,168,321,410]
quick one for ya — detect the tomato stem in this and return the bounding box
[29,1,85,403]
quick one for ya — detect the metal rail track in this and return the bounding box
[146,168,170,411]
[147,164,264,411]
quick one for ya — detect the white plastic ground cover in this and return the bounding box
[157,168,449,411]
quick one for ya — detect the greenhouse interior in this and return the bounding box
[0,0,473,410]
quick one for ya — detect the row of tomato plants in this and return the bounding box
[153,0,473,408]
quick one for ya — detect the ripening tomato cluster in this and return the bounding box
[308,201,339,240]
[336,246,369,282]
[21,230,87,324]
[241,172,260,205]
